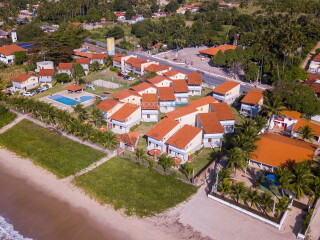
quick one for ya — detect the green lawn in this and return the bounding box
[0,120,105,178]
[0,108,16,128]
[231,107,244,124]
[189,87,212,102]
[74,156,197,217]
[134,122,157,135]
[137,136,148,148]
[32,82,73,99]
[190,148,218,176]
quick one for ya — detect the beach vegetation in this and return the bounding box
[0,104,16,128]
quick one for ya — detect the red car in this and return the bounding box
[118,73,124,77]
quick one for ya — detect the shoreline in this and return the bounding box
[0,148,208,240]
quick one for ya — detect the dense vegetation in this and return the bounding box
[0,104,16,128]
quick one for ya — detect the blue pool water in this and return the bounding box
[265,174,279,187]
[49,95,93,106]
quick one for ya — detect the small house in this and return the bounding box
[76,58,90,72]
[212,80,240,104]
[187,72,202,96]
[141,93,158,122]
[57,63,73,76]
[158,87,176,113]
[147,75,172,88]
[96,99,124,121]
[12,73,38,91]
[240,89,264,117]
[117,131,140,151]
[38,69,55,87]
[171,79,189,104]
[112,89,142,105]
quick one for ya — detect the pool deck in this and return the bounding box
[39,90,97,112]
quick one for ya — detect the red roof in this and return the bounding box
[241,89,264,105]
[131,82,157,93]
[165,106,197,119]
[199,45,237,56]
[147,75,171,85]
[171,80,189,93]
[76,58,91,64]
[117,131,140,147]
[158,87,176,101]
[188,72,202,85]
[112,89,141,100]
[188,96,218,109]
[145,64,171,72]
[66,84,83,91]
[305,74,320,93]
[292,118,320,136]
[73,51,93,58]
[163,69,186,78]
[57,63,73,70]
[281,110,301,119]
[198,113,224,134]
[125,57,148,65]
[141,94,158,110]
[210,102,236,121]
[38,69,54,77]
[96,99,121,112]
[12,73,34,83]
[112,53,126,62]
[166,125,201,149]
[145,118,180,141]
[212,81,240,95]
[0,44,27,55]
[91,53,108,60]
[111,103,140,122]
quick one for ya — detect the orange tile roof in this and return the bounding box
[76,58,91,64]
[125,57,148,65]
[199,44,237,56]
[292,119,320,136]
[112,89,141,100]
[171,79,189,93]
[188,96,218,109]
[91,53,108,60]
[0,44,27,55]
[96,99,120,112]
[188,72,202,85]
[12,73,34,83]
[165,106,197,119]
[210,102,236,121]
[110,103,140,122]
[38,69,54,77]
[198,112,224,134]
[73,51,93,58]
[72,22,82,26]
[141,93,158,110]
[212,80,240,95]
[251,133,317,167]
[158,87,176,101]
[66,84,83,91]
[112,53,126,62]
[145,64,171,72]
[147,75,171,85]
[145,118,180,141]
[305,74,320,93]
[163,69,186,78]
[314,53,320,62]
[57,63,73,70]
[281,110,301,119]
[131,82,157,93]
[241,89,264,105]
[166,125,201,149]
[117,131,140,147]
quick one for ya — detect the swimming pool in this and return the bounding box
[49,95,93,106]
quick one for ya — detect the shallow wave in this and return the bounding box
[0,216,32,240]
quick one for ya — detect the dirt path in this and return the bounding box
[300,41,320,69]
[309,200,320,240]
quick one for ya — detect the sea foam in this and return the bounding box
[0,216,33,240]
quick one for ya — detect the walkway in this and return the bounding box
[0,114,27,134]
[309,200,320,240]
[300,41,320,69]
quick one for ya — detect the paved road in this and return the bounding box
[85,38,261,93]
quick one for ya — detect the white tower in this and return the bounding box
[11,32,17,43]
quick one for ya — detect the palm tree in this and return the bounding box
[255,115,268,131]
[275,197,290,217]
[100,131,118,150]
[218,181,232,197]
[298,125,315,142]
[73,104,87,122]
[274,167,294,196]
[261,95,285,129]
[291,161,314,199]
[158,153,175,173]
[104,55,113,67]
[227,147,248,173]
[218,167,232,184]
[246,189,260,208]
[135,148,146,163]
[90,108,104,127]
[259,192,273,214]
[180,163,194,182]
[231,182,246,203]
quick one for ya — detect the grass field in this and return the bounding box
[190,148,218,176]
[189,87,212,102]
[0,120,105,178]
[0,107,16,128]
[74,156,197,217]
[0,65,26,82]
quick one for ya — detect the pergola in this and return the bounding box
[66,84,84,93]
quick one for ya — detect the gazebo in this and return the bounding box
[66,84,84,93]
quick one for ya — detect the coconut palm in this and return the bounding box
[246,189,260,208]
[231,182,246,203]
[73,104,87,122]
[158,153,175,173]
[180,163,194,182]
[90,108,104,127]
[261,96,285,129]
[227,147,248,173]
[218,181,232,197]
[275,197,290,217]
[274,167,294,196]
[100,131,118,150]
[298,125,315,142]
[259,192,273,214]
[291,161,314,199]
[135,148,146,163]
[255,115,268,131]
[218,167,232,184]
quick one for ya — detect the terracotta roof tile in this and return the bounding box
[111,103,140,122]
[125,57,148,65]
[131,82,157,93]
[292,119,320,136]
[0,44,27,55]
[145,118,180,141]
[212,81,240,95]
[241,89,264,105]
[210,102,236,121]
[73,51,93,58]
[188,96,218,109]
[57,63,73,70]
[91,53,108,60]
[117,131,140,147]
[38,69,54,77]
[96,99,121,112]
[147,75,171,85]
[305,74,320,93]
[12,73,34,83]
[112,89,141,100]
[166,125,201,149]
[198,113,224,134]
[165,106,197,119]
[188,72,202,85]
[112,53,126,62]
[171,79,189,93]
[141,93,158,110]
[66,84,83,91]
[163,69,186,78]
[145,64,171,72]
[251,133,317,167]
[158,87,176,101]
[281,110,301,119]
[76,58,91,64]
[199,44,237,56]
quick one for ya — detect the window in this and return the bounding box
[147,114,150,118]
[208,138,212,142]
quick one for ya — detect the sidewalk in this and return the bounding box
[0,114,27,134]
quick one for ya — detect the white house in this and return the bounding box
[158,87,176,113]
[187,72,202,96]
[171,79,189,104]
[38,69,55,87]
[291,118,320,142]
[109,103,141,133]
[35,61,54,72]
[269,110,301,131]
[141,93,159,122]
[210,102,236,133]
[130,82,158,95]
[76,58,90,72]
[112,53,134,72]
[112,89,142,105]
[145,64,172,76]
[90,53,108,65]
[212,80,240,104]
[166,125,203,164]
[240,89,264,117]
[96,99,124,121]
[196,113,224,148]
[188,96,218,113]
[117,131,140,152]
[57,63,73,76]
[124,57,148,73]
[163,69,187,80]
[12,73,38,91]
[147,75,172,87]
[145,118,181,153]
[308,54,320,74]
[166,106,198,126]
[0,44,27,64]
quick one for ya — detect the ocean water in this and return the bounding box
[0,216,32,240]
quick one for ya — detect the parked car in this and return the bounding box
[39,86,48,92]
[23,92,35,97]
[121,71,128,76]
[118,73,124,77]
